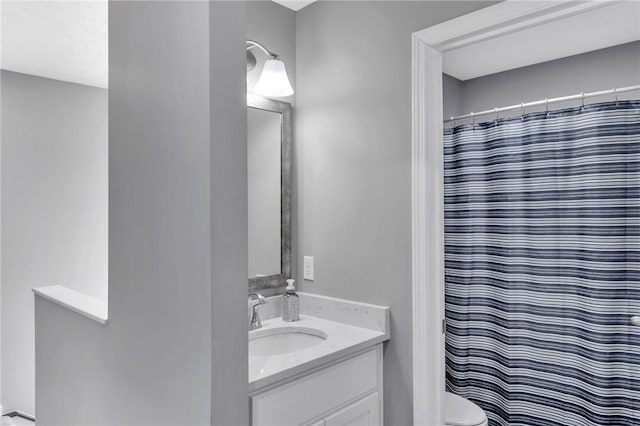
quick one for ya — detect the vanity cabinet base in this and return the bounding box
[250,345,383,426]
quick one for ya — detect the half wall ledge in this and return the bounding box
[33,285,109,325]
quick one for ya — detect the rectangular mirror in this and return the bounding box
[247,94,292,291]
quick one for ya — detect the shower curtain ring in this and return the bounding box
[470,112,475,126]
[545,98,550,118]
[521,102,525,120]
[494,107,499,123]
[581,92,585,109]
[614,88,619,104]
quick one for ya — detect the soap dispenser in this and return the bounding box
[282,279,299,322]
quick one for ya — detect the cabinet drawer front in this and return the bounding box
[325,392,379,426]
[252,349,378,426]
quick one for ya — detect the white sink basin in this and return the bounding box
[249,326,327,356]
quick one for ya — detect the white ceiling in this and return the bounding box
[444,1,640,81]
[0,0,309,89]
[1,0,637,89]
[0,0,108,88]
[272,0,317,12]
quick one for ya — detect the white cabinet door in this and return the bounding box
[252,349,378,426]
[324,393,379,426]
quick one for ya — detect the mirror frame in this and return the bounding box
[247,94,293,292]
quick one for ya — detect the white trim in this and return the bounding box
[414,1,616,52]
[411,36,445,426]
[411,1,626,424]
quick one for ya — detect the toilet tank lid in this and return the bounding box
[445,392,487,426]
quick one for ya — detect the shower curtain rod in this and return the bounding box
[445,84,640,123]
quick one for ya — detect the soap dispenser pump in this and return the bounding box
[282,279,299,322]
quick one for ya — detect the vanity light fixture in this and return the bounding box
[246,40,294,98]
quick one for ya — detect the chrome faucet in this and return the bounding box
[248,292,267,330]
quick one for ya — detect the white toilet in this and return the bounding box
[445,392,488,426]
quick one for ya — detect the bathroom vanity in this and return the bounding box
[246,96,389,425]
[248,293,389,426]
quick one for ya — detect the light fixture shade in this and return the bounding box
[253,58,294,98]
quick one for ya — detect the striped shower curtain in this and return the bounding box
[444,100,640,426]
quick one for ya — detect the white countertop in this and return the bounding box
[249,313,389,393]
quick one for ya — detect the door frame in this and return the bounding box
[410,1,624,424]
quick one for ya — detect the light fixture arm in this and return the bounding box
[246,40,278,59]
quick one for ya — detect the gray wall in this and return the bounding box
[208,3,248,423]
[294,2,495,425]
[1,70,108,415]
[35,2,247,424]
[443,74,463,121]
[458,41,640,119]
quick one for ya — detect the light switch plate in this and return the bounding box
[303,256,314,281]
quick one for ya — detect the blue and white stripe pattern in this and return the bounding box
[444,100,640,426]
